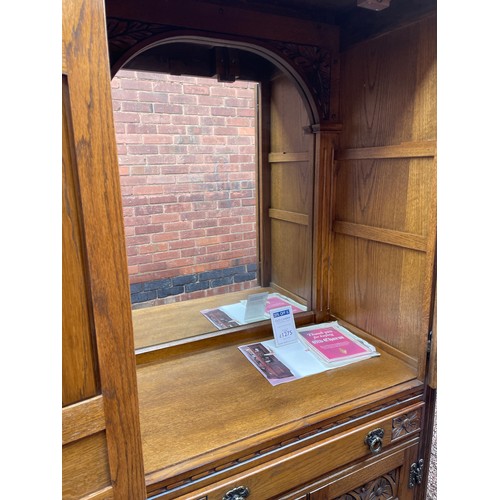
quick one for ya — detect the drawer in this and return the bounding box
[307,438,420,500]
[167,402,423,500]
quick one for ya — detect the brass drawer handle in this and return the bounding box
[222,486,250,500]
[365,428,384,454]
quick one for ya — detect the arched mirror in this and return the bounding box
[111,39,318,352]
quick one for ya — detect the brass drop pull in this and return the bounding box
[365,428,384,454]
[222,485,250,500]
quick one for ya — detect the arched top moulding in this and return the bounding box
[106,15,341,125]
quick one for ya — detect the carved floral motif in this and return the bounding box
[335,468,399,500]
[392,410,421,440]
[268,41,332,120]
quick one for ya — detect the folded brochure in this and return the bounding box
[238,321,379,386]
[298,324,373,364]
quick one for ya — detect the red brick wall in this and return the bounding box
[111,70,258,305]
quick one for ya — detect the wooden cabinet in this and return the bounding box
[62,0,436,498]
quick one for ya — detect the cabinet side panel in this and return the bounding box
[332,15,436,371]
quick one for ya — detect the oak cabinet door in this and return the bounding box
[62,0,146,497]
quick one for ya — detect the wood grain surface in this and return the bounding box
[331,15,437,380]
[136,341,418,485]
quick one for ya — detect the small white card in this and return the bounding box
[270,305,298,346]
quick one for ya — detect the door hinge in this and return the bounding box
[427,330,433,353]
[409,458,425,488]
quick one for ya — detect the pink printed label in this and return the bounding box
[300,327,368,360]
[266,296,302,314]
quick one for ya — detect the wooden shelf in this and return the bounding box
[132,287,278,349]
[132,287,313,351]
[136,335,420,491]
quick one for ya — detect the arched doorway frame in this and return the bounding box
[109,31,321,125]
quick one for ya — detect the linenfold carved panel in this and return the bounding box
[334,468,399,500]
[106,17,332,120]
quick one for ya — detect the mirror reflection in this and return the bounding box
[111,43,313,351]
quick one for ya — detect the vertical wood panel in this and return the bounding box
[411,15,437,142]
[270,75,313,153]
[62,76,100,407]
[63,0,146,496]
[258,81,272,286]
[339,32,416,148]
[428,292,437,390]
[335,158,410,232]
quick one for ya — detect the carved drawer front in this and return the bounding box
[171,403,423,500]
[314,469,400,500]
[308,439,420,500]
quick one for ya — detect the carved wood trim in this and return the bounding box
[392,409,421,441]
[106,17,174,68]
[106,17,333,120]
[267,41,332,120]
